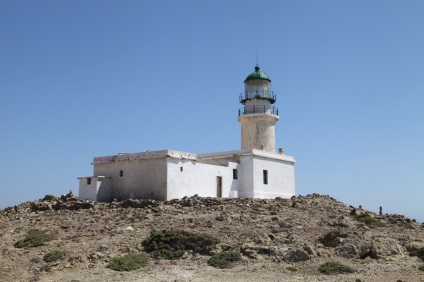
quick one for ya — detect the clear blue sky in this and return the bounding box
[1,1,423,221]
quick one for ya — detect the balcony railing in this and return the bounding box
[238,106,279,116]
[239,91,277,104]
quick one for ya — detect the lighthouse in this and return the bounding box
[238,65,279,153]
[79,64,295,202]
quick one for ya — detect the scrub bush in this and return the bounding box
[352,214,385,227]
[43,250,65,262]
[207,251,242,269]
[107,253,148,271]
[409,247,424,261]
[14,230,54,248]
[142,229,220,259]
[319,261,354,274]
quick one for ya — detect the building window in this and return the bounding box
[120,170,124,177]
[87,178,91,185]
[263,170,268,185]
[180,166,183,172]
[233,169,238,180]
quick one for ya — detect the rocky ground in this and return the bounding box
[1,192,424,282]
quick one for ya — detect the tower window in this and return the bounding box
[233,169,238,180]
[87,178,91,185]
[120,170,124,177]
[263,170,268,185]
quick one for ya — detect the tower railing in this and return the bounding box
[239,91,277,104]
[238,106,279,116]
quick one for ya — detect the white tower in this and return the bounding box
[238,65,279,153]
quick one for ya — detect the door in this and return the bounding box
[216,176,222,198]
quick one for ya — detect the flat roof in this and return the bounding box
[92,148,295,165]
[92,150,197,164]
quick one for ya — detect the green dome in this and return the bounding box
[244,65,271,83]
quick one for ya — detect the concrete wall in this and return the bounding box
[79,177,112,201]
[93,158,168,201]
[236,152,295,199]
[197,155,240,166]
[238,155,254,198]
[251,156,295,198]
[166,158,239,200]
[97,178,113,201]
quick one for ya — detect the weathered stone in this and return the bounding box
[209,242,233,255]
[89,252,105,260]
[242,248,258,259]
[319,230,349,247]
[303,244,317,256]
[373,238,406,258]
[241,242,273,256]
[283,248,310,262]
[337,243,359,258]
[216,243,232,252]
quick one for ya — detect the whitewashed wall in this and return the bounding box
[252,156,295,198]
[238,155,254,198]
[79,177,102,201]
[166,158,239,200]
[79,149,294,202]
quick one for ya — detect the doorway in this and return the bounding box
[216,176,222,198]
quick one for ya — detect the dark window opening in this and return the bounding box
[263,170,268,185]
[120,170,124,177]
[233,169,238,180]
[87,178,91,185]
[217,176,222,198]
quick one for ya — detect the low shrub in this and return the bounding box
[319,261,354,274]
[409,250,418,256]
[419,265,424,272]
[418,249,424,261]
[107,253,148,271]
[43,250,65,262]
[142,229,220,259]
[207,251,242,269]
[352,214,385,227]
[286,266,298,272]
[409,247,424,261]
[14,230,54,248]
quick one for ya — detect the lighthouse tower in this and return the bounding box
[238,65,279,153]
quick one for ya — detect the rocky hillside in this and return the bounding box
[1,193,423,282]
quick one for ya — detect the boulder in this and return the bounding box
[372,238,407,258]
[337,243,359,258]
[319,230,349,247]
[283,248,310,262]
[241,242,274,256]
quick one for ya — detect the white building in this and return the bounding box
[78,66,295,201]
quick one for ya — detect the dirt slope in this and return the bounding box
[1,193,423,282]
